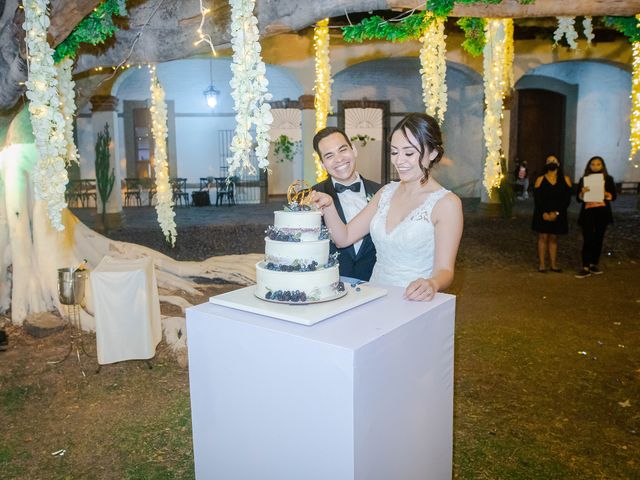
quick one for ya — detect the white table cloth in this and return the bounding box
[91,256,162,365]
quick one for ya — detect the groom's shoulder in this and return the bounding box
[312,178,332,192]
[362,177,382,193]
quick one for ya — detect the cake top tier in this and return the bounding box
[274,210,322,230]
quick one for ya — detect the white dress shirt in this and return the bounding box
[332,173,368,254]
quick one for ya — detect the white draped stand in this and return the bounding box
[187,286,455,480]
[91,256,162,365]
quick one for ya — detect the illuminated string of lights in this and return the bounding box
[313,18,332,182]
[583,16,594,44]
[629,39,640,167]
[23,0,68,231]
[482,18,513,194]
[194,0,217,56]
[419,15,447,124]
[149,66,177,246]
[554,16,578,49]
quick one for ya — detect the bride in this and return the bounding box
[311,113,463,301]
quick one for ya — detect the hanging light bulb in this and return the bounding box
[203,56,219,109]
[203,84,220,108]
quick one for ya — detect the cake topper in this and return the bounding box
[287,180,313,207]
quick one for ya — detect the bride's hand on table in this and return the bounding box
[310,191,333,212]
[404,278,438,302]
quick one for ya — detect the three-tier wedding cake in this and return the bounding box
[255,206,345,304]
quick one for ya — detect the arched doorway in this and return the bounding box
[515,89,566,179]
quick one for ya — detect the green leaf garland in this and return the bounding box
[457,17,486,56]
[603,16,640,43]
[342,12,433,43]
[53,0,128,62]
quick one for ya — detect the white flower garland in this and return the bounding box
[23,0,68,231]
[419,16,447,124]
[629,41,640,163]
[582,16,594,44]
[313,18,332,182]
[55,57,79,164]
[482,19,513,194]
[554,16,578,49]
[149,66,177,246]
[228,0,273,176]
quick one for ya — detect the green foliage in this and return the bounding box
[342,11,433,43]
[95,123,115,227]
[603,16,640,43]
[272,134,300,162]
[458,17,486,57]
[53,0,128,62]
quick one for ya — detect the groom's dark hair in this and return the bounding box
[313,127,353,158]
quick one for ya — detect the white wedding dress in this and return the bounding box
[369,182,450,288]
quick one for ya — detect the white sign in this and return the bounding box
[583,173,605,203]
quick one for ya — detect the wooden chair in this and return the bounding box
[82,179,97,208]
[214,177,235,206]
[124,178,142,206]
[65,180,85,208]
[171,178,190,207]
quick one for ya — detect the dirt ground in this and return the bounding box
[1,199,639,479]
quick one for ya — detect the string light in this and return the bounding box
[313,18,332,182]
[419,15,447,124]
[630,38,640,166]
[482,18,513,194]
[149,66,178,246]
[194,0,217,56]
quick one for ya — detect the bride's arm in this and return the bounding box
[311,189,382,247]
[405,193,463,301]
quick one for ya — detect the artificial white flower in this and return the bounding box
[482,19,513,194]
[149,66,177,246]
[228,0,273,176]
[583,17,594,44]
[554,17,578,50]
[313,18,332,181]
[23,0,68,231]
[419,16,448,124]
[55,57,79,164]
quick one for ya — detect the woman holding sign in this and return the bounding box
[575,156,617,278]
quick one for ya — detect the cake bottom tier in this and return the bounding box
[255,262,342,303]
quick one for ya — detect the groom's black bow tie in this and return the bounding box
[334,182,361,193]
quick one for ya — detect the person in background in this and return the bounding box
[575,156,617,278]
[312,127,382,281]
[531,155,572,273]
[515,160,529,200]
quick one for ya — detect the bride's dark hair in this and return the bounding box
[390,113,444,184]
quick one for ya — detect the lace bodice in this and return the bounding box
[369,182,450,288]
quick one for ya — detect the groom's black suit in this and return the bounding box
[313,176,382,281]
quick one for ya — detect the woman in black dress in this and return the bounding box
[574,156,617,278]
[532,155,572,272]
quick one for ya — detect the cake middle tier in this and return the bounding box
[264,237,330,267]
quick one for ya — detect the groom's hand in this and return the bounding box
[404,278,437,302]
[310,191,333,211]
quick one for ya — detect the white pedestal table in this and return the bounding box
[187,285,456,480]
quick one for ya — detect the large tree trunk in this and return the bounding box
[0,104,259,353]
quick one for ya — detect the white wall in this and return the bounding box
[528,61,631,181]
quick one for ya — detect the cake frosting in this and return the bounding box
[255,207,344,303]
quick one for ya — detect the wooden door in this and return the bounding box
[516,89,566,180]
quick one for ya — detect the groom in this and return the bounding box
[312,127,381,281]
